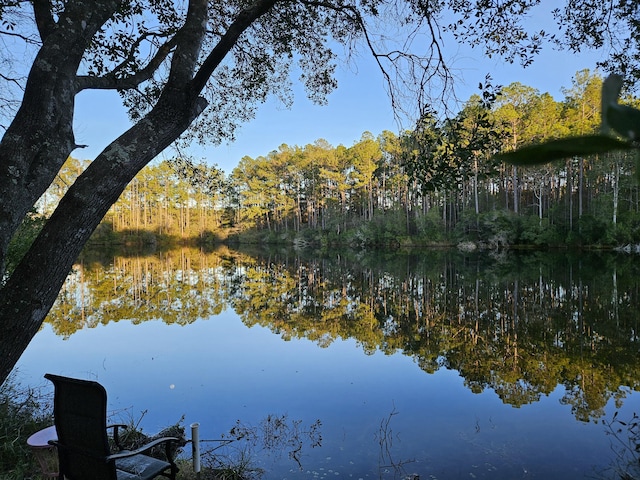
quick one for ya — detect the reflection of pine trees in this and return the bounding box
[48,247,241,335]
[47,247,640,420]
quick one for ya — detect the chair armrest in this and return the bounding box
[107,424,129,450]
[106,436,181,462]
[107,424,128,431]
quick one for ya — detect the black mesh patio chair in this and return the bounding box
[45,373,179,480]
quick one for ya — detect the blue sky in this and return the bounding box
[72,26,606,175]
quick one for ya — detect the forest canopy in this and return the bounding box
[41,70,637,252]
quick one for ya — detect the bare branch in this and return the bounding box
[0,29,41,44]
[297,0,403,109]
[0,72,23,89]
[298,0,453,121]
[76,31,182,91]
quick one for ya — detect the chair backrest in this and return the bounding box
[45,374,116,480]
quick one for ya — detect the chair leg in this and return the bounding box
[164,440,179,480]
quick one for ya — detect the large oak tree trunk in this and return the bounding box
[0,91,207,383]
[0,1,121,277]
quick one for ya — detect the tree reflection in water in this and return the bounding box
[48,246,640,422]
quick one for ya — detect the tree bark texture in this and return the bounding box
[0,1,122,277]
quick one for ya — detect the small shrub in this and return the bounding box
[577,214,608,245]
[0,374,53,480]
[415,209,446,241]
[520,216,562,246]
[107,410,187,463]
[5,210,46,278]
[599,411,640,480]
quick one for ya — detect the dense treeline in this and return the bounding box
[41,70,640,248]
[226,70,639,248]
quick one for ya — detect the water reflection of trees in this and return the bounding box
[47,247,640,420]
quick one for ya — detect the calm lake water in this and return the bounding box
[13,246,640,479]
